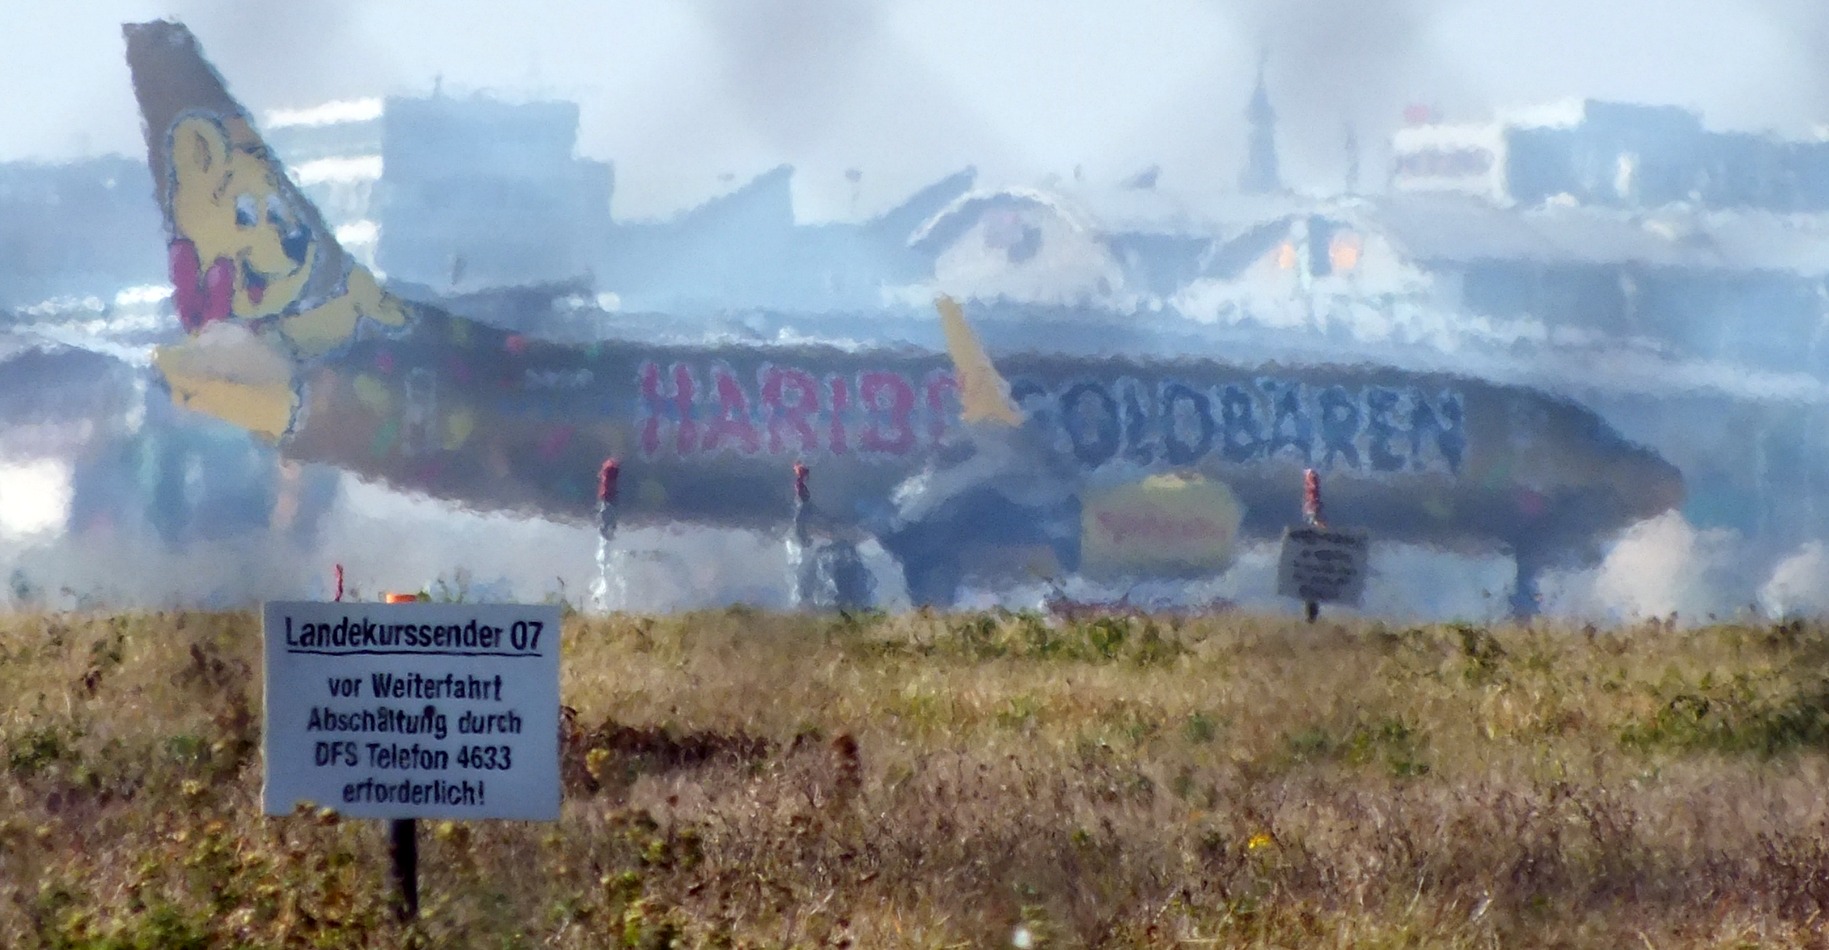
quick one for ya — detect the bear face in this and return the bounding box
[167,112,318,323]
[154,111,413,441]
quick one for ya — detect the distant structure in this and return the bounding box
[1392,98,1829,212]
[601,165,978,314]
[1343,123,1361,195]
[0,157,163,310]
[263,93,612,292]
[259,99,385,270]
[1239,52,1282,195]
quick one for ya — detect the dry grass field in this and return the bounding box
[5,607,1829,947]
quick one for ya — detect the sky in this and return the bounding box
[3,0,1828,220]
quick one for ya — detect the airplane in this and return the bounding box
[120,19,1683,616]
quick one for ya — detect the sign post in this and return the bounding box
[262,599,563,920]
[380,592,419,921]
[390,816,418,920]
[1300,469,1325,622]
[1279,469,1369,621]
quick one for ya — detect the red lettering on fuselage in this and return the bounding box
[827,374,850,455]
[761,366,819,455]
[636,362,952,459]
[859,371,915,454]
[702,365,760,454]
[639,362,698,456]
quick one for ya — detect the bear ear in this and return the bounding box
[169,114,232,194]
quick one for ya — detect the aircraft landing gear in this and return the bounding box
[786,463,877,611]
[813,541,875,611]
[1510,547,1545,621]
[788,539,878,610]
[902,557,962,610]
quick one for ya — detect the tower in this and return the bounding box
[1343,122,1361,195]
[1240,51,1282,195]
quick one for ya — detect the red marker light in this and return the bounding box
[1302,468,1327,529]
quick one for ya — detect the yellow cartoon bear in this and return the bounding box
[166,113,319,326]
[158,111,411,440]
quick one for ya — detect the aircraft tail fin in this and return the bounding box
[123,19,406,357]
[935,295,1022,427]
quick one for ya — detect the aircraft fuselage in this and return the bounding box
[273,303,1680,565]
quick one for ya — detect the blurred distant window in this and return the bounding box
[1329,231,1363,273]
[1396,148,1493,178]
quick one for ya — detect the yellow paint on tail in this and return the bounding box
[277,264,409,359]
[150,324,299,442]
[935,295,1021,427]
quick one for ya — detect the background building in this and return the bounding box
[1393,98,1829,213]
[0,156,163,311]
[263,92,613,293]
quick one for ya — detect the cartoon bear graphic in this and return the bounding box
[165,112,318,329]
[157,110,411,440]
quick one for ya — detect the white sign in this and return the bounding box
[1276,527,1370,606]
[262,601,561,821]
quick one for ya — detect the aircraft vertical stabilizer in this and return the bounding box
[124,19,411,439]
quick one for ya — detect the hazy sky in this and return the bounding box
[4,0,1827,220]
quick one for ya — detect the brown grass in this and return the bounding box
[6,608,1829,947]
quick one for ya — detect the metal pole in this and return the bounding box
[390,818,418,920]
[597,458,621,544]
[790,462,813,608]
[595,458,621,612]
[1302,469,1325,623]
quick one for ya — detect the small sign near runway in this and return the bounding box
[1276,527,1370,607]
[262,601,561,821]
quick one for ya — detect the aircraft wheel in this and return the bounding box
[1510,545,1546,620]
[816,542,876,610]
[903,558,962,609]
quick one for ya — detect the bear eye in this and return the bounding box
[234,193,257,228]
[266,194,290,229]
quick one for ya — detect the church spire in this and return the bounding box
[1240,49,1282,195]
